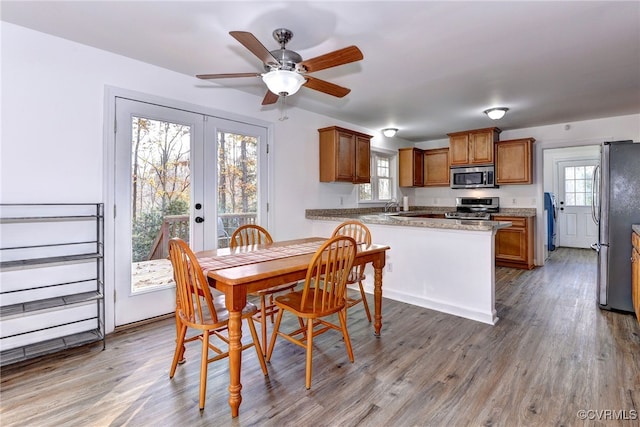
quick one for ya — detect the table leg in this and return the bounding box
[227,308,242,417]
[373,264,383,336]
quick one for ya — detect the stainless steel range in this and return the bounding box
[444,197,499,220]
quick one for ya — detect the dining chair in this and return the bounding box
[168,238,268,410]
[331,220,372,322]
[230,224,298,355]
[266,235,357,389]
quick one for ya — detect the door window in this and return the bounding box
[217,131,260,247]
[130,115,191,292]
[564,165,595,206]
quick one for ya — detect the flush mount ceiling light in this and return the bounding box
[382,128,398,137]
[262,69,306,96]
[484,107,509,120]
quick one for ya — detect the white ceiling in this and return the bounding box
[2,1,639,142]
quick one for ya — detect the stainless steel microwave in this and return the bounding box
[450,165,497,189]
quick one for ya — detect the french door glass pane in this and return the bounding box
[217,131,258,244]
[131,116,191,292]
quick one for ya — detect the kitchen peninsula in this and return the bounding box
[306,208,515,325]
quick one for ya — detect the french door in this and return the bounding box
[113,98,268,326]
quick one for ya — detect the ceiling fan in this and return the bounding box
[196,28,363,105]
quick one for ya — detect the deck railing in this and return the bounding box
[147,213,257,260]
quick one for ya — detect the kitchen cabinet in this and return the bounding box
[632,229,640,324]
[319,126,372,184]
[398,147,424,187]
[447,127,501,166]
[496,138,535,184]
[493,215,535,269]
[424,148,450,187]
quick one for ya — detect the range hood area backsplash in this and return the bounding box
[407,186,540,209]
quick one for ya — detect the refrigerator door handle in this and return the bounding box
[591,164,600,225]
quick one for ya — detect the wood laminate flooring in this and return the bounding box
[1,248,639,426]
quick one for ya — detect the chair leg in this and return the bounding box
[175,311,187,363]
[268,295,276,323]
[298,316,307,339]
[199,331,210,410]
[247,317,268,375]
[170,323,187,378]
[305,318,314,389]
[266,307,285,362]
[338,309,355,363]
[260,294,268,356]
[358,281,372,322]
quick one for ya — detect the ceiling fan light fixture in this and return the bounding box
[262,69,305,96]
[484,107,509,120]
[382,128,398,137]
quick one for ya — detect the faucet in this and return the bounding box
[384,198,400,213]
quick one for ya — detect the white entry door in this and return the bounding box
[557,160,599,248]
[112,98,268,326]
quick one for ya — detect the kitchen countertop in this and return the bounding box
[305,207,525,232]
[307,206,536,218]
[633,224,640,234]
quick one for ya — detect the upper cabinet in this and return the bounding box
[495,138,536,184]
[398,148,424,187]
[424,148,450,187]
[398,147,450,187]
[319,126,372,184]
[447,127,501,166]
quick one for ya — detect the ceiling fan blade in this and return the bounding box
[230,31,280,67]
[303,76,351,98]
[196,72,261,80]
[262,90,279,105]
[298,45,363,73]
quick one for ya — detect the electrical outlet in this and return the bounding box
[387,262,393,272]
[531,198,536,205]
[512,198,517,205]
[340,196,344,206]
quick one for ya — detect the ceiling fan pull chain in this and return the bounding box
[279,95,289,121]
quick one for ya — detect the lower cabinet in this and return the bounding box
[493,216,535,270]
[632,230,640,324]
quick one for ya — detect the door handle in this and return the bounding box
[195,217,204,223]
[591,164,600,225]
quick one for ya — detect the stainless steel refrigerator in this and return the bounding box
[592,140,640,312]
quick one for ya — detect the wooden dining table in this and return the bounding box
[195,236,390,417]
